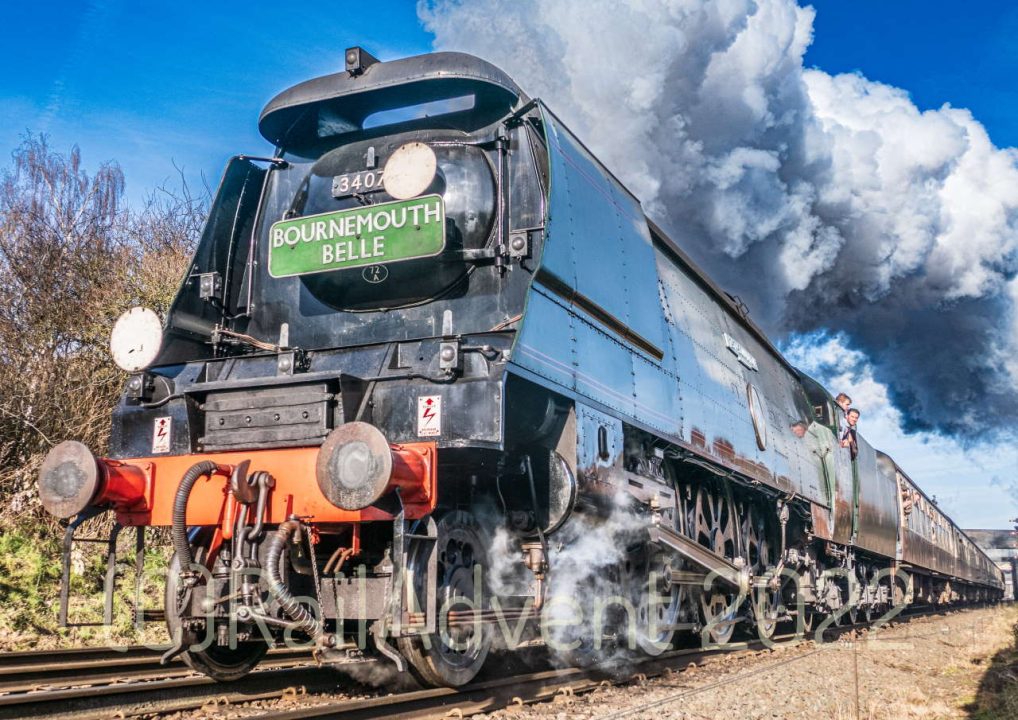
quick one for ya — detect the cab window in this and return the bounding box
[796,372,838,430]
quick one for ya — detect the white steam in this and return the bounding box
[419,0,1018,438]
[484,496,651,664]
[331,658,420,690]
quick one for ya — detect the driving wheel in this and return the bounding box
[743,502,779,640]
[398,510,492,687]
[624,464,685,656]
[689,481,742,644]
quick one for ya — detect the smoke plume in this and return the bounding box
[420,0,1018,439]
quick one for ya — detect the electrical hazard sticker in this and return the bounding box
[152,416,172,454]
[417,396,442,437]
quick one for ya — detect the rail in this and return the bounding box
[0,603,998,720]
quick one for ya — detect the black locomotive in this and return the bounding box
[37,48,1003,687]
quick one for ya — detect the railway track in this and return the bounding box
[242,612,948,720]
[0,604,992,720]
[0,645,332,719]
[0,645,314,693]
[242,642,794,720]
[0,641,753,720]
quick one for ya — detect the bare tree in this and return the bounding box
[0,136,205,525]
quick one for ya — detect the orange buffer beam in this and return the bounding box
[39,441,437,527]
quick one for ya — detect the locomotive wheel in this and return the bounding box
[845,563,861,624]
[691,482,739,559]
[752,584,782,640]
[625,467,685,656]
[398,510,492,687]
[742,504,779,639]
[624,544,681,655]
[165,542,269,682]
[741,503,773,579]
[554,573,627,670]
[689,482,741,644]
[858,562,876,623]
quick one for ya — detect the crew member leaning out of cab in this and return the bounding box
[835,392,852,418]
[840,407,860,460]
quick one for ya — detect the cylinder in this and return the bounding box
[38,441,148,518]
[316,422,430,510]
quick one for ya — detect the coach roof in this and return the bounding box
[259,50,526,147]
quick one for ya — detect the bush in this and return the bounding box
[0,135,203,530]
[0,136,202,647]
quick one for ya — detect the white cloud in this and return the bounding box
[420,0,1018,439]
[784,332,1018,528]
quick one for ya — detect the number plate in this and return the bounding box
[332,169,384,197]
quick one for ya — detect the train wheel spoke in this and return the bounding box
[692,482,741,644]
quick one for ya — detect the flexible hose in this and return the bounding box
[171,461,219,571]
[266,519,323,638]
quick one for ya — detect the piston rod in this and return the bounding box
[648,519,750,595]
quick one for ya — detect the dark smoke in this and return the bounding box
[420,0,1018,439]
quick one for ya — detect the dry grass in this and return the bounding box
[966,611,1018,719]
[0,526,172,651]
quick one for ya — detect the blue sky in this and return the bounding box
[0,1,432,202]
[5,2,1017,198]
[806,1,1018,148]
[2,1,1016,527]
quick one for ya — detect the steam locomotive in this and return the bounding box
[37,48,1004,687]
